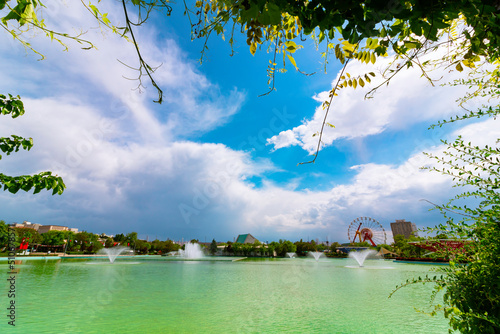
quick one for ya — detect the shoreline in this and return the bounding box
[0,254,157,261]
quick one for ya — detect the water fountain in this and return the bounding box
[308,251,324,261]
[348,249,376,267]
[98,246,131,263]
[286,252,296,258]
[179,243,205,259]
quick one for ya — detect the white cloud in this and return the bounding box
[452,117,500,146]
[267,53,480,154]
[227,116,498,241]
[268,129,302,151]
[0,1,245,142]
[0,2,247,237]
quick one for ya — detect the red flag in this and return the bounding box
[127,243,130,246]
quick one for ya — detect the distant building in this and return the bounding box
[11,221,41,231]
[235,234,258,244]
[38,225,68,234]
[390,219,418,239]
[11,221,79,234]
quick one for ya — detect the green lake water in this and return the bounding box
[0,257,450,333]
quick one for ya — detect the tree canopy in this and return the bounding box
[3,1,499,93]
[191,0,500,62]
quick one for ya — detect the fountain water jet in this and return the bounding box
[98,246,131,263]
[349,249,376,267]
[286,252,296,258]
[179,243,205,259]
[308,251,324,261]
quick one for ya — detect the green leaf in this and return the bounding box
[285,41,298,53]
[2,2,25,25]
[404,41,419,49]
[266,3,282,25]
[102,13,111,25]
[241,5,259,22]
[287,54,298,70]
[89,4,99,17]
[249,42,257,55]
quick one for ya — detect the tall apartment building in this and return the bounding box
[390,219,418,239]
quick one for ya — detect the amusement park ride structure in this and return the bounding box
[348,217,387,246]
[345,217,470,260]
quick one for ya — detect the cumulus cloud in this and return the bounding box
[0,1,247,237]
[267,53,480,154]
[0,93,274,236]
[1,88,496,241]
[228,115,497,242]
[0,1,245,143]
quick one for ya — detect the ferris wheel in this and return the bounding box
[347,217,387,246]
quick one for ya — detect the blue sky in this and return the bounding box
[0,2,496,243]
